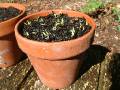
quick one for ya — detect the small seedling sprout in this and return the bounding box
[70,27,76,37]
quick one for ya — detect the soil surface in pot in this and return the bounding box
[0,7,22,22]
[19,12,91,42]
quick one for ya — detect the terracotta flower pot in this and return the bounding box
[15,10,96,89]
[0,3,26,68]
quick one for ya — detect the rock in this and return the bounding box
[0,59,32,90]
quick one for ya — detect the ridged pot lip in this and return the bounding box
[0,3,26,25]
[0,64,9,68]
[15,10,96,45]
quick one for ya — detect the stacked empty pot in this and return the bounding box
[15,10,96,89]
[0,3,25,68]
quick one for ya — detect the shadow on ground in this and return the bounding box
[109,53,120,90]
[78,45,110,77]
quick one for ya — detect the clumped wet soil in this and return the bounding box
[20,12,91,42]
[0,6,21,22]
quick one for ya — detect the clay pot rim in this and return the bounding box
[15,10,96,45]
[0,3,26,25]
[0,64,11,68]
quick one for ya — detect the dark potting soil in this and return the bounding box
[20,12,92,42]
[0,7,22,22]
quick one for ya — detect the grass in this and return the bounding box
[80,0,104,14]
[112,7,120,31]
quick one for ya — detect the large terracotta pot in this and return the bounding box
[0,3,26,68]
[15,10,96,89]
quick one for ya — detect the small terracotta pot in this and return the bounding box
[15,10,96,89]
[0,3,26,68]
